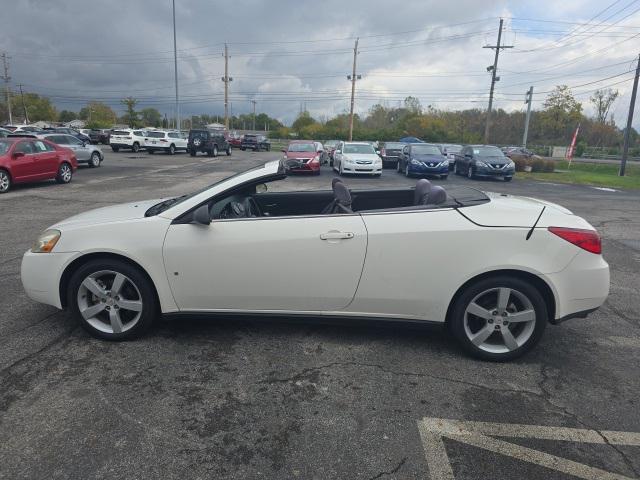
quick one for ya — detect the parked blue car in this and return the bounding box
[396,143,449,179]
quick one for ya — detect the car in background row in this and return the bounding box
[439,144,463,170]
[39,133,104,167]
[188,129,231,157]
[0,137,78,193]
[109,129,147,152]
[380,142,406,169]
[241,134,271,151]
[145,130,187,155]
[282,140,322,175]
[333,141,382,176]
[0,127,10,138]
[397,143,448,179]
[504,147,542,163]
[45,127,91,144]
[324,140,340,165]
[227,132,243,148]
[454,145,515,182]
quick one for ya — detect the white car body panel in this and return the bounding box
[21,160,609,326]
[109,130,147,149]
[145,131,188,151]
[334,142,383,175]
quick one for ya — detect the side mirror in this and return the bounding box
[281,148,287,153]
[82,141,86,147]
[192,204,211,225]
[375,150,381,155]
[335,150,341,155]
[12,151,25,159]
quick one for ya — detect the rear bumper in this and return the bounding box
[543,250,610,322]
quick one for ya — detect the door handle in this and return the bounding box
[320,231,354,240]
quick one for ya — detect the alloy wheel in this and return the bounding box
[60,164,72,182]
[0,170,10,193]
[77,270,143,334]
[90,152,100,167]
[467,165,474,179]
[463,287,536,354]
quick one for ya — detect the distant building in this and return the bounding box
[64,119,86,129]
[205,122,225,131]
[31,120,53,129]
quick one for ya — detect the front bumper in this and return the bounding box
[342,163,382,175]
[475,166,515,177]
[408,164,449,175]
[21,250,80,309]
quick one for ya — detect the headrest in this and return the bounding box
[414,179,432,205]
[426,185,447,205]
[331,177,343,188]
[333,181,352,206]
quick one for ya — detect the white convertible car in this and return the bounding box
[21,160,609,360]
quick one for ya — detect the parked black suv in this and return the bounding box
[187,129,231,157]
[241,134,270,151]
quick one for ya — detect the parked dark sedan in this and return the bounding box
[241,134,270,151]
[397,143,449,179]
[454,145,515,182]
[380,142,406,169]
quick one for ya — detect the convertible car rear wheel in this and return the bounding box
[68,259,157,340]
[450,276,547,361]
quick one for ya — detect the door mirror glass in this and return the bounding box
[255,183,268,193]
[192,204,211,225]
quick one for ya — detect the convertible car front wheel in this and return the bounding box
[449,276,547,361]
[68,259,157,340]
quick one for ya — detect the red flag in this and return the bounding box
[566,123,580,165]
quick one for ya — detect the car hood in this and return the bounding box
[285,151,315,159]
[343,153,379,161]
[53,199,164,229]
[459,192,593,228]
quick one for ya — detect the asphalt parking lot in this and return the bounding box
[1,147,639,480]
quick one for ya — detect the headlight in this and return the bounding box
[411,159,421,165]
[476,160,489,168]
[439,161,449,167]
[507,161,515,168]
[31,229,61,253]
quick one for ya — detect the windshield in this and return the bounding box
[146,131,165,138]
[385,142,405,149]
[0,140,10,154]
[444,144,462,153]
[473,146,504,157]
[343,144,375,154]
[412,145,442,155]
[288,143,315,152]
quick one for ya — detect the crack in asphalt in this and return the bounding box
[366,457,407,480]
[0,326,76,375]
[0,310,63,339]
[538,365,640,478]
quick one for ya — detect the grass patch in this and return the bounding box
[520,160,640,189]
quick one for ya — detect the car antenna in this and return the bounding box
[526,206,546,240]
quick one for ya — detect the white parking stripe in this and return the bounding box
[418,418,640,480]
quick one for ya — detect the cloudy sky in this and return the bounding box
[2,0,640,126]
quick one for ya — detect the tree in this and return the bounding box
[291,111,317,133]
[539,85,583,142]
[120,97,139,127]
[590,88,619,123]
[58,110,78,123]
[79,101,117,128]
[140,107,162,128]
[9,92,57,123]
[404,96,422,115]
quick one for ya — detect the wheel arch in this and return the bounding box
[444,269,557,325]
[59,252,160,310]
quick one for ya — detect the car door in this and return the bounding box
[31,140,59,177]
[162,212,368,312]
[10,141,38,181]
[64,135,90,161]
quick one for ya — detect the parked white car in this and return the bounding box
[109,129,147,153]
[39,133,104,167]
[333,141,383,176]
[145,130,188,155]
[21,160,609,361]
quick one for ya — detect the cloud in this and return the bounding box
[1,0,638,126]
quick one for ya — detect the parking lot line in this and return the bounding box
[418,417,640,480]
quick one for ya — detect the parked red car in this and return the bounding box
[226,132,243,148]
[282,140,322,174]
[0,137,78,193]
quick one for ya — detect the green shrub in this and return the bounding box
[575,141,586,157]
[530,157,546,172]
[543,160,555,173]
[513,157,528,172]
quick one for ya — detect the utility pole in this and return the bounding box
[172,0,180,131]
[483,19,512,144]
[348,37,360,141]
[1,52,12,124]
[251,99,257,131]
[17,84,28,123]
[230,101,233,129]
[620,54,640,176]
[221,43,233,130]
[522,86,534,148]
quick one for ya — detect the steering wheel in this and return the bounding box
[243,197,262,218]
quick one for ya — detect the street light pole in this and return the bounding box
[172,0,180,130]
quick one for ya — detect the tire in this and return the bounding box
[441,175,448,180]
[168,144,176,155]
[449,275,547,361]
[89,152,101,168]
[212,145,218,157]
[405,164,411,178]
[0,169,11,193]
[504,176,513,182]
[56,162,73,184]
[467,164,475,179]
[67,258,157,341]
[132,142,140,153]
[111,146,120,152]
[226,147,231,156]
[148,149,155,155]
[241,147,246,151]
[189,149,196,157]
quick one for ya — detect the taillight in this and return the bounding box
[381,148,386,156]
[548,227,601,254]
